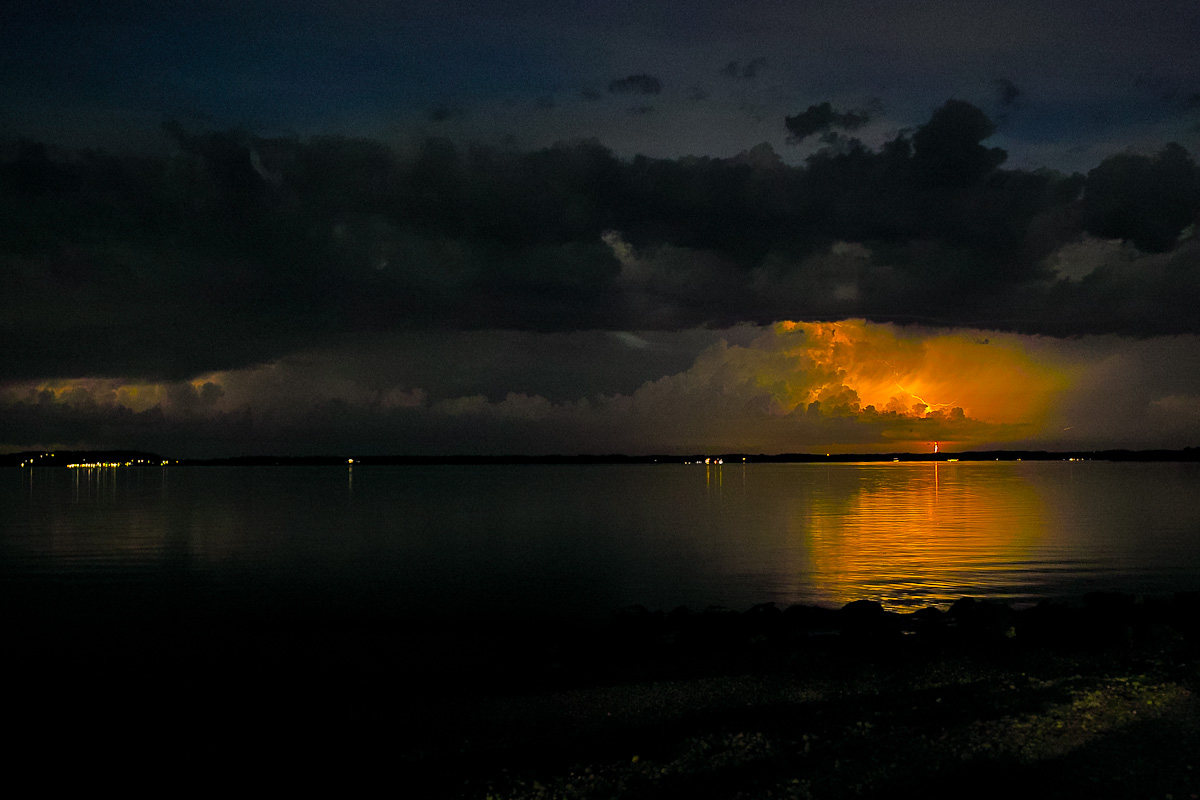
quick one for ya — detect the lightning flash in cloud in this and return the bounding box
[769,320,1070,428]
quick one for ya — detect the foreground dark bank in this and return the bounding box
[8,595,1200,797]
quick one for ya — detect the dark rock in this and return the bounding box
[946,598,1016,640]
[839,600,898,638]
[912,606,944,624]
[972,601,1017,638]
[782,604,840,633]
[841,599,886,618]
[906,606,946,636]
[744,602,782,635]
[746,601,782,617]
[947,597,978,620]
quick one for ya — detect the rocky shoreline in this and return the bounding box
[8,593,1200,797]
[433,594,1200,798]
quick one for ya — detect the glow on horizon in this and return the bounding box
[768,320,1074,450]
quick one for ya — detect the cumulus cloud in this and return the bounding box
[910,99,1008,187]
[1082,142,1199,252]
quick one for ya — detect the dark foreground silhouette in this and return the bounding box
[7,594,1200,797]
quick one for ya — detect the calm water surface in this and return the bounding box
[3,462,1199,619]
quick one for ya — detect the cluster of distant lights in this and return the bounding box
[18,453,175,468]
[684,457,748,464]
[18,452,59,468]
[66,460,173,468]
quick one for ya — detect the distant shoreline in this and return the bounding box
[4,447,1200,467]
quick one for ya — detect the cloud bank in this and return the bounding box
[3,101,1199,388]
[7,321,1199,457]
[3,97,1200,455]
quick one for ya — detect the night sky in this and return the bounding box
[3,0,1200,457]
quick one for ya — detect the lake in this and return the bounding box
[3,461,1199,622]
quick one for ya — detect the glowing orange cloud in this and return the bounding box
[771,320,1071,427]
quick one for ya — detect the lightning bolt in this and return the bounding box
[894,382,956,415]
[861,360,956,417]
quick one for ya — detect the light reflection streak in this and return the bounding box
[705,462,723,501]
[797,463,1046,610]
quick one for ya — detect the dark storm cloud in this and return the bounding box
[607,74,662,95]
[784,102,871,143]
[3,99,1200,384]
[1082,143,1200,252]
[910,100,1008,187]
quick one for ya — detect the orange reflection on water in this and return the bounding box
[797,462,1047,610]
